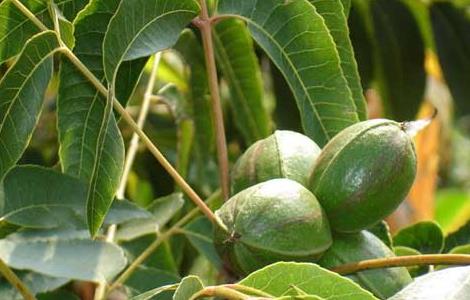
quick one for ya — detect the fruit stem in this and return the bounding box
[331,254,470,274]
[195,0,230,201]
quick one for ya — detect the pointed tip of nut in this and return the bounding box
[401,108,438,138]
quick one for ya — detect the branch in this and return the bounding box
[94,53,163,300]
[117,53,163,200]
[196,0,230,201]
[108,190,221,292]
[189,286,250,300]
[12,0,217,225]
[10,0,217,225]
[0,259,36,300]
[331,254,470,275]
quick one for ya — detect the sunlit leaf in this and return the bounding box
[239,262,377,299]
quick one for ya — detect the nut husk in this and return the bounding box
[231,130,321,195]
[214,179,332,275]
[309,119,417,232]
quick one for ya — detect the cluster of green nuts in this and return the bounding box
[213,119,419,298]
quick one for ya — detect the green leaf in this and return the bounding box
[116,194,184,241]
[0,31,60,181]
[371,0,426,121]
[182,217,222,269]
[173,275,204,300]
[239,262,378,299]
[126,266,180,296]
[104,199,153,225]
[431,2,470,117]
[0,221,20,239]
[0,272,68,300]
[49,2,75,49]
[444,219,470,252]
[57,0,147,236]
[103,0,200,83]
[54,0,88,21]
[217,0,360,146]
[389,266,470,300]
[0,166,86,229]
[309,0,367,120]
[393,221,445,254]
[367,221,393,247]
[0,0,87,63]
[341,0,351,16]
[213,18,271,144]
[173,30,215,191]
[131,284,178,300]
[278,296,324,300]
[123,236,178,274]
[0,229,127,282]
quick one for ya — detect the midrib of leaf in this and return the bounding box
[86,96,113,235]
[77,89,101,178]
